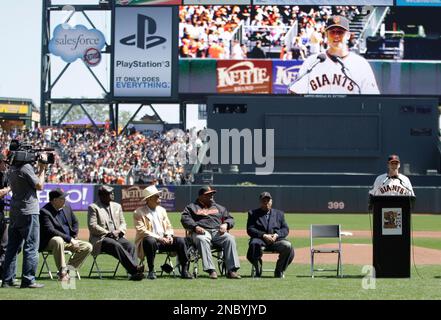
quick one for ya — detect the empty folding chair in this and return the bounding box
[310,224,343,278]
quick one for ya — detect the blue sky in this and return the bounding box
[0,0,188,126]
[0,0,42,105]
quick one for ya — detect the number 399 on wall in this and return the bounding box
[328,201,345,210]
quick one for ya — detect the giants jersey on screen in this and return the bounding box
[289,52,380,95]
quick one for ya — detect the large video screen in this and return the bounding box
[178,5,441,95]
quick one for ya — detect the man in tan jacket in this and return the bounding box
[134,185,192,280]
[88,185,144,281]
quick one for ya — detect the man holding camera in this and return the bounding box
[1,152,47,288]
[0,153,11,281]
[88,185,144,281]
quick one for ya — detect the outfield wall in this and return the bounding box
[37,184,441,214]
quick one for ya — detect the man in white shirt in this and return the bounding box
[134,185,193,280]
[369,154,415,207]
[289,15,379,95]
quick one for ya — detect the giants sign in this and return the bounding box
[216,60,272,94]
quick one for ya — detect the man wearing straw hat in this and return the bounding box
[134,185,193,280]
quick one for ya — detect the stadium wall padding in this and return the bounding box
[101,185,441,214]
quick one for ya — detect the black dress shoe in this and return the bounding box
[20,282,45,289]
[129,272,144,281]
[274,271,285,278]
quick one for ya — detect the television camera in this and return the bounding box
[8,139,55,165]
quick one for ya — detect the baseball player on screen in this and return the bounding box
[289,15,380,95]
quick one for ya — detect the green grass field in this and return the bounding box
[75,212,441,232]
[1,213,440,300]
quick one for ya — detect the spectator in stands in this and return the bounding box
[246,192,295,278]
[88,185,144,281]
[134,185,193,280]
[249,40,266,59]
[39,188,92,281]
[291,37,307,60]
[181,186,241,279]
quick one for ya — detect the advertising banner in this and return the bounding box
[38,184,95,211]
[396,0,441,6]
[272,60,304,94]
[254,0,393,4]
[48,24,106,66]
[216,60,272,94]
[117,0,181,4]
[184,1,250,4]
[114,7,174,98]
[121,185,176,212]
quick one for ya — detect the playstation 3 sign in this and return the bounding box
[120,14,166,50]
[114,7,174,98]
[49,24,105,66]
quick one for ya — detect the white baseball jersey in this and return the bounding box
[369,173,415,197]
[289,52,380,94]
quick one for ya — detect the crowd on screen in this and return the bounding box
[0,127,201,186]
[179,5,362,60]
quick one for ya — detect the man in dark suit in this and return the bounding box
[40,188,92,281]
[246,192,295,278]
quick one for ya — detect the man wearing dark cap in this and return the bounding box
[0,153,11,281]
[246,192,294,278]
[289,15,379,94]
[39,188,92,281]
[369,154,415,198]
[181,186,241,279]
[88,185,144,280]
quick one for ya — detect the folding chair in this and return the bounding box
[88,253,121,279]
[185,232,226,278]
[310,224,343,278]
[38,251,81,280]
[250,246,276,278]
[140,250,181,277]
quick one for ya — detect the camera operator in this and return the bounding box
[1,152,48,289]
[0,153,11,281]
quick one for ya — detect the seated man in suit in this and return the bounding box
[134,185,193,280]
[246,192,295,278]
[39,188,92,281]
[88,185,144,281]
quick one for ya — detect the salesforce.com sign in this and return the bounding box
[49,24,106,66]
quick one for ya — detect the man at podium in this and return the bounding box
[369,154,415,198]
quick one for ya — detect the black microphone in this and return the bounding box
[396,176,413,194]
[288,53,326,93]
[329,54,361,94]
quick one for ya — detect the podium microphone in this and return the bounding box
[329,54,361,94]
[287,53,326,93]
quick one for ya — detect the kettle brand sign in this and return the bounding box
[216,60,272,93]
[121,185,176,211]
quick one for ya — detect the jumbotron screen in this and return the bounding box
[178,4,441,95]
